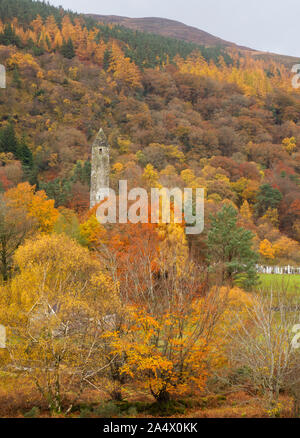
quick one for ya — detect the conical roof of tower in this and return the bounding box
[92,128,109,149]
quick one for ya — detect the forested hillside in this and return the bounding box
[87,14,249,49]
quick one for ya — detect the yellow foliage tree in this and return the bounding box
[31,14,43,34]
[259,239,275,260]
[80,213,107,247]
[5,182,59,233]
[261,208,279,227]
[282,137,297,155]
[0,233,119,413]
[7,52,41,76]
[273,236,300,261]
[240,200,253,220]
[142,164,159,188]
[109,42,141,88]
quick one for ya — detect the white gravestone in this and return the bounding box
[0,325,6,348]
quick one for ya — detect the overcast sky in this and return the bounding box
[48,0,300,57]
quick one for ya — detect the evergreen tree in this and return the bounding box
[60,38,75,59]
[0,24,21,47]
[40,178,72,207]
[22,164,39,187]
[17,137,33,169]
[0,124,18,155]
[255,184,283,217]
[103,48,111,71]
[71,161,91,187]
[83,161,91,187]
[207,205,258,289]
[12,68,22,89]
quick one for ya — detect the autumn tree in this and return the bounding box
[259,239,275,261]
[0,233,119,413]
[108,42,141,88]
[5,182,59,233]
[0,196,35,281]
[113,262,229,403]
[282,137,297,155]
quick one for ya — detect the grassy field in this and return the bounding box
[259,274,300,293]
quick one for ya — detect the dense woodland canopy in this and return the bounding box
[0,0,299,418]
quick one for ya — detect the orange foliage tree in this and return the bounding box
[109,262,229,402]
[5,182,59,233]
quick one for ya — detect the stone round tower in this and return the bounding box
[90,128,110,209]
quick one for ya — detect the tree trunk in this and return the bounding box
[156,390,170,403]
[110,388,123,402]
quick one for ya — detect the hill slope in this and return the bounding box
[88,14,300,67]
[87,14,251,50]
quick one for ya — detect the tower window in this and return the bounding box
[99,148,103,153]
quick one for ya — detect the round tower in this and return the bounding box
[90,128,110,208]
